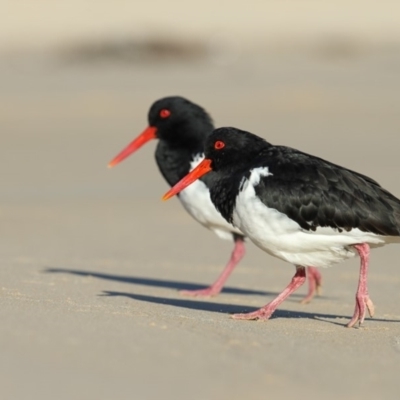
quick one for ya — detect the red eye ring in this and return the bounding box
[214,140,225,150]
[160,109,171,118]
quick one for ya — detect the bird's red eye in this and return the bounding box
[160,109,171,118]
[214,140,225,150]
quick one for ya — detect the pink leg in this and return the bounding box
[180,236,245,297]
[346,243,375,328]
[232,266,306,320]
[300,266,323,304]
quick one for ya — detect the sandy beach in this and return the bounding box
[1,2,400,399]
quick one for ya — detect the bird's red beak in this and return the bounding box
[162,159,213,200]
[108,126,158,168]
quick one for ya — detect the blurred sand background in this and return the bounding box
[1,1,400,400]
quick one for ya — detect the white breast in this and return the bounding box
[178,154,243,240]
[232,167,391,267]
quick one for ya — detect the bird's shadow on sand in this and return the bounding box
[100,290,400,327]
[43,268,399,326]
[44,267,308,298]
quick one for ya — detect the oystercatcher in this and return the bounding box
[163,126,400,327]
[108,96,321,300]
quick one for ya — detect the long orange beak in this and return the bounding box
[108,126,157,168]
[162,159,213,200]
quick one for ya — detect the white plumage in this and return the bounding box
[179,154,243,240]
[232,167,395,268]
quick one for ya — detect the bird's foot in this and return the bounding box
[346,294,375,328]
[179,286,220,298]
[231,266,306,322]
[231,307,274,321]
[300,266,322,304]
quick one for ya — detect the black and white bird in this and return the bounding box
[163,126,400,327]
[108,97,322,300]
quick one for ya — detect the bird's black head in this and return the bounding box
[163,127,270,200]
[108,96,213,167]
[148,96,213,146]
[204,127,269,172]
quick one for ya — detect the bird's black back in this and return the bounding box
[254,146,400,235]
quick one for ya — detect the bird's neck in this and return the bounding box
[155,140,205,186]
[209,170,248,224]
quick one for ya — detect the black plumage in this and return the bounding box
[206,127,400,237]
[150,97,214,187]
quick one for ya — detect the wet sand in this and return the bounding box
[1,48,400,399]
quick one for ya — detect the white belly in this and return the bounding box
[178,155,243,241]
[232,167,390,267]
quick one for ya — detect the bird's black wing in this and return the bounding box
[253,146,400,236]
